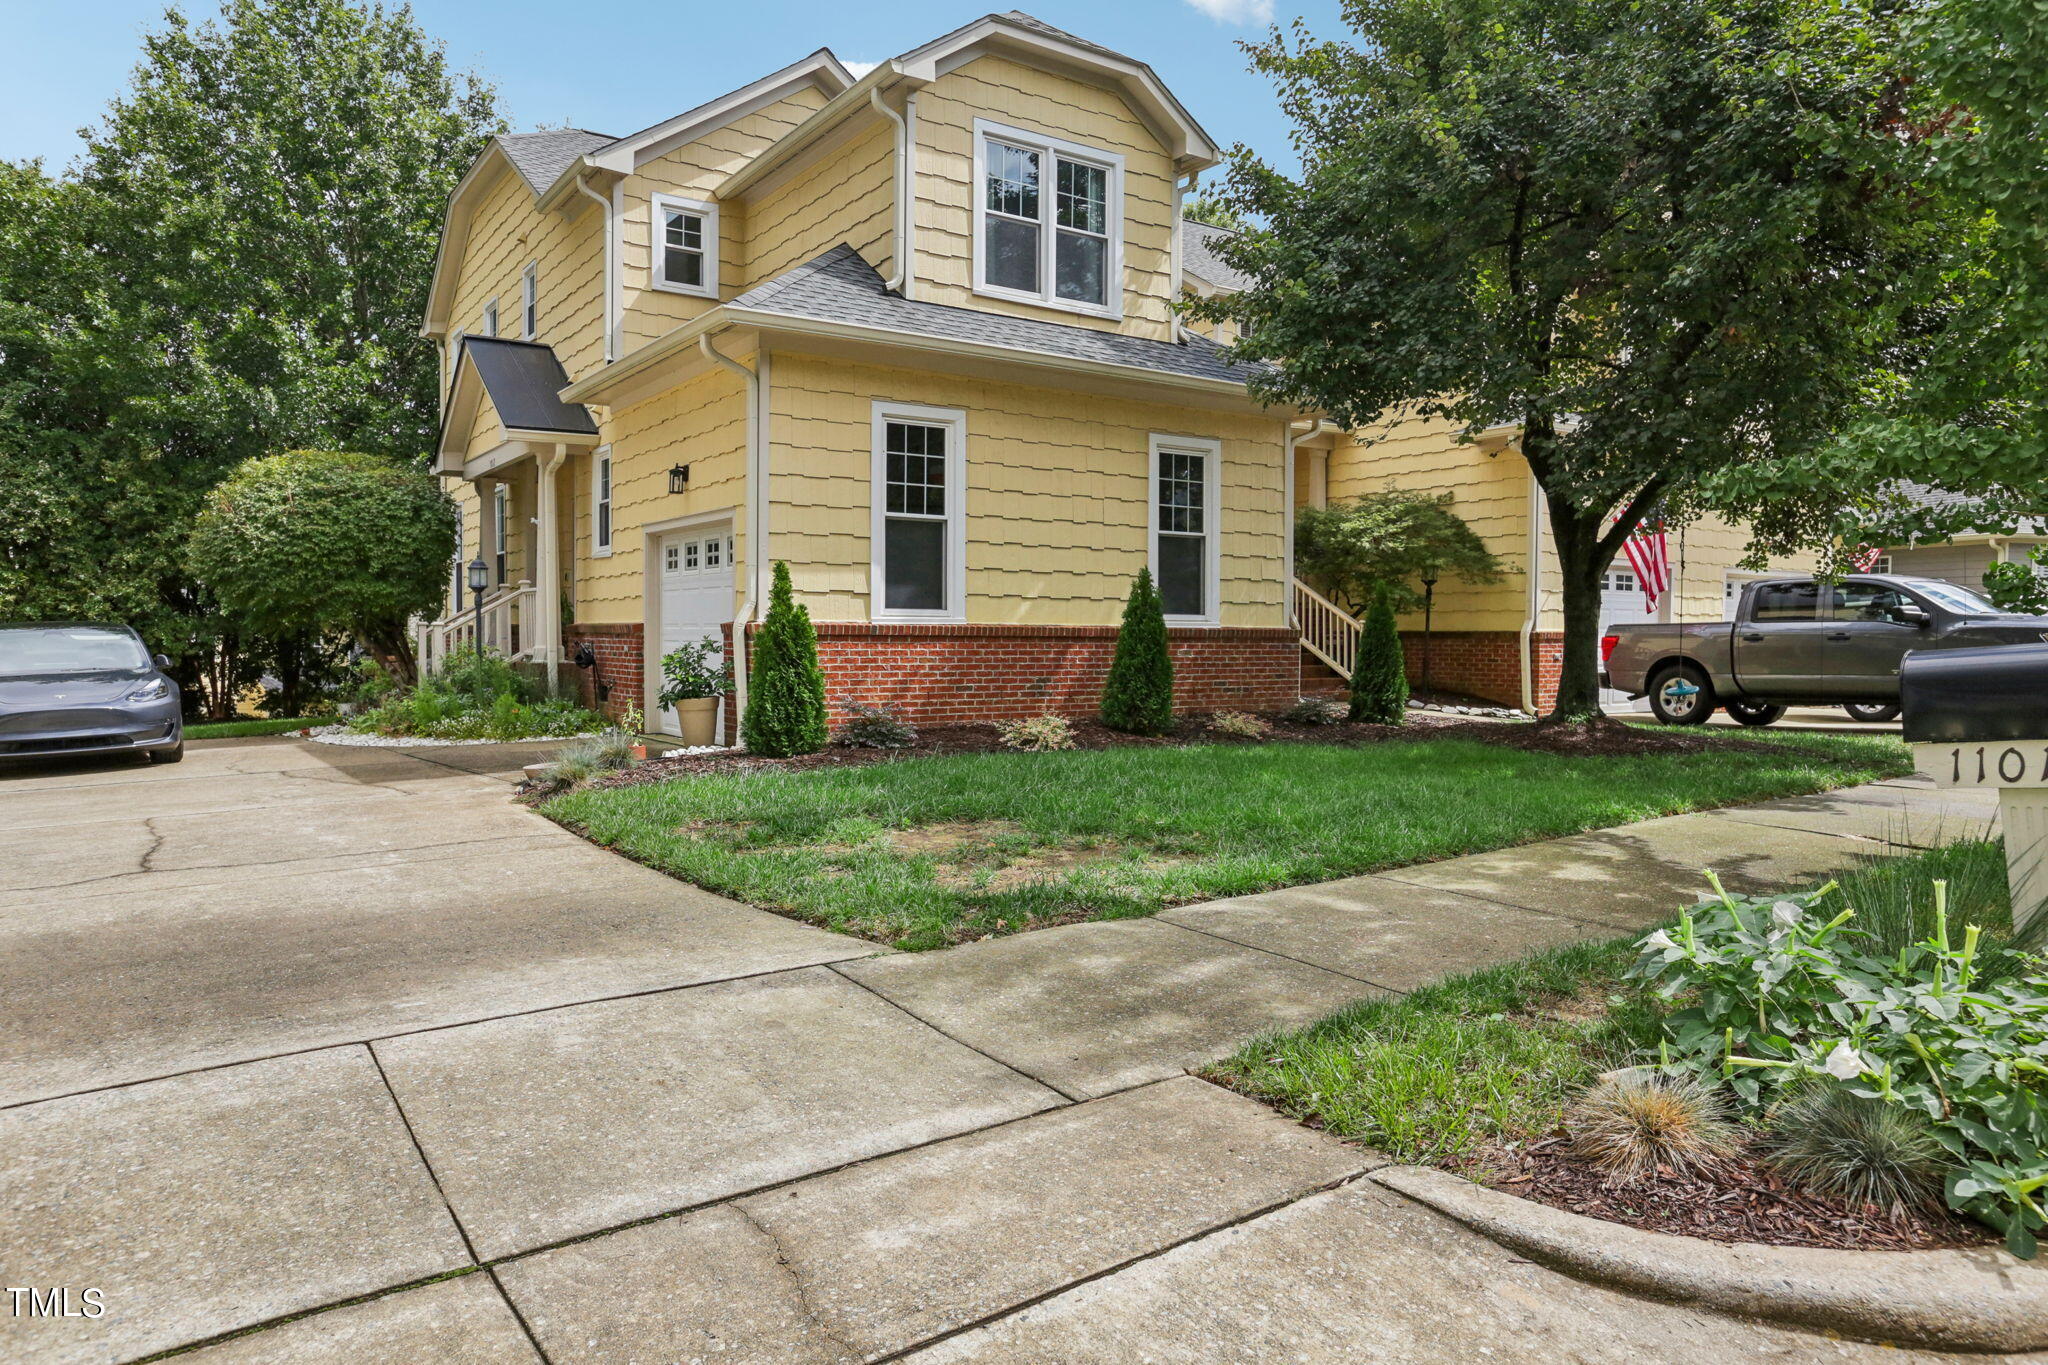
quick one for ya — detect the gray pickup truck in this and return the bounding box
[1602,574,2048,727]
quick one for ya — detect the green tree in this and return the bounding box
[1350,585,1408,724]
[188,451,456,681]
[1294,492,1504,617]
[1183,188,1247,233]
[1983,550,2048,616]
[1100,568,1175,735]
[1191,0,1968,720]
[742,562,828,757]
[1,0,500,687]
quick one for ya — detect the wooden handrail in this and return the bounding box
[1293,577,1361,680]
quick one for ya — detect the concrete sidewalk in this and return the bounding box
[0,741,2003,1363]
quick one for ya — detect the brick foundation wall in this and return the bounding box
[563,623,643,725]
[1397,629,1561,710]
[773,622,1301,728]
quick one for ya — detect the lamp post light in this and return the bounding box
[1418,564,1441,693]
[467,556,488,653]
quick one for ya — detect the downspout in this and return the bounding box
[1518,470,1545,716]
[575,174,617,363]
[1171,172,1197,344]
[1284,420,1304,626]
[700,331,766,739]
[871,88,911,296]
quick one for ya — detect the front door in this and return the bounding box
[655,525,733,734]
[1600,567,1657,709]
[1732,579,1828,698]
[1820,579,1921,699]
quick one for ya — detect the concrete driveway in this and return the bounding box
[0,738,2003,1363]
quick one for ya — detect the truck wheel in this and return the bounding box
[1725,701,1786,728]
[1647,664,1715,726]
[1842,703,1900,723]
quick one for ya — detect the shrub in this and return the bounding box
[657,638,732,707]
[1633,873,2048,1255]
[1350,583,1408,724]
[1284,696,1347,725]
[838,701,917,749]
[742,562,828,757]
[439,645,536,706]
[531,731,639,794]
[1208,710,1271,739]
[1100,568,1174,735]
[997,714,1077,752]
[1567,1071,1738,1181]
[1764,1088,1948,1217]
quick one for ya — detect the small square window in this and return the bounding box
[683,541,700,570]
[665,545,679,571]
[705,538,722,568]
[653,195,718,299]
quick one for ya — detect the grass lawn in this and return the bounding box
[1204,839,2010,1166]
[546,728,1908,951]
[185,715,323,739]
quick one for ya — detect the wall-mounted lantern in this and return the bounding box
[668,463,690,494]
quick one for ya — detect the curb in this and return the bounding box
[1372,1164,2048,1353]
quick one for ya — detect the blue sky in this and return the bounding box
[1,0,1346,181]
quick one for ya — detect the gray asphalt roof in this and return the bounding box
[731,244,1256,385]
[458,336,599,435]
[1181,219,1250,292]
[496,129,615,195]
[1896,482,2044,538]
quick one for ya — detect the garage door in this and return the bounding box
[1600,567,1657,709]
[656,525,733,735]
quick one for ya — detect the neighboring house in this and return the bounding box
[422,12,1313,737]
[1876,483,2046,596]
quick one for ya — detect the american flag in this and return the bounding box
[1850,544,1885,571]
[1620,516,1672,610]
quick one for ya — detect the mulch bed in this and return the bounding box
[1484,714,1783,759]
[1463,1137,1994,1252]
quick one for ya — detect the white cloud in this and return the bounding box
[842,60,879,78]
[1183,0,1274,23]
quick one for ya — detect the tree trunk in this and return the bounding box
[361,620,418,689]
[1543,497,1612,723]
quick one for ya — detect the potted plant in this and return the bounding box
[614,700,647,761]
[657,638,733,747]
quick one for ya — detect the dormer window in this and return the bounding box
[973,119,1122,318]
[652,194,718,299]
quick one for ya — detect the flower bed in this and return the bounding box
[348,647,608,742]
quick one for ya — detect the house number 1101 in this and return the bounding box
[1950,746,2048,786]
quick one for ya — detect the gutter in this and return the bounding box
[698,331,768,740]
[1519,472,1545,715]
[575,175,619,363]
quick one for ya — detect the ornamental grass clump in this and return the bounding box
[996,714,1077,752]
[1764,1088,1948,1218]
[1631,870,2048,1256]
[1101,568,1174,735]
[1567,1071,1738,1181]
[1208,710,1271,739]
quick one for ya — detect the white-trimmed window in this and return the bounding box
[492,484,509,584]
[973,118,1122,317]
[481,297,499,338]
[590,446,613,556]
[652,194,718,298]
[520,262,538,339]
[871,401,966,620]
[1149,435,1220,624]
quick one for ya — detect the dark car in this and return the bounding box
[0,623,184,764]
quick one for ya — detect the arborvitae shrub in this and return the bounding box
[1100,567,1175,735]
[1350,583,1409,723]
[742,561,828,756]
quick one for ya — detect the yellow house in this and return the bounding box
[421,13,1312,738]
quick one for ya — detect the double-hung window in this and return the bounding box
[492,484,509,584]
[520,262,538,339]
[591,446,613,556]
[974,119,1122,317]
[481,298,499,338]
[651,194,718,298]
[1150,436,1219,623]
[871,402,966,620]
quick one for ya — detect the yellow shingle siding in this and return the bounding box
[574,362,751,624]
[618,87,830,350]
[742,117,896,290]
[766,352,1287,626]
[912,55,1178,341]
[446,160,605,389]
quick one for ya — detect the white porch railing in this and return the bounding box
[1293,577,1362,680]
[416,579,537,674]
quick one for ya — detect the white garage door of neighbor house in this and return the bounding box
[658,526,733,734]
[1601,568,1657,709]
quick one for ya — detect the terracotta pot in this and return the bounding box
[628,743,647,762]
[675,696,720,747]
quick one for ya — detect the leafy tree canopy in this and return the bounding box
[1183,188,1248,233]
[1191,0,2005,717]
[188,450,455,677]
[1295,491,1504,616]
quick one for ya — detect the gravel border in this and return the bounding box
[1373,1165,2048,1352]
[299,725,599,749]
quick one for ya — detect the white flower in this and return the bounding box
[1771,900,1803,929]
[1643,929,1678,952]
[1823,1040,1867,1080]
